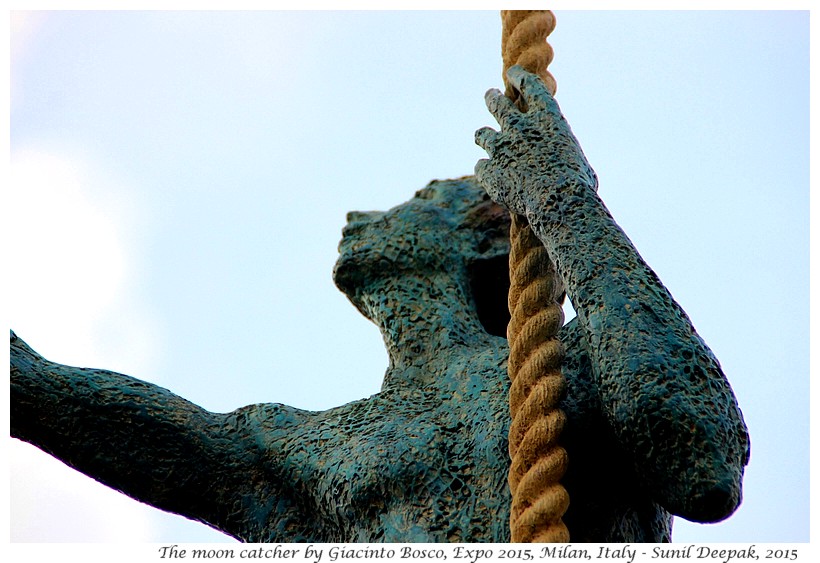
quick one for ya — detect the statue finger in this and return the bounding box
[474,159,495,191]
[474,161,510,210]
[475,127,500,155]
[474,158,489,180]
[506,65,554,111]
[484,88,518,126]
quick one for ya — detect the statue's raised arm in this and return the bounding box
[9,329,320,541]
[475,66,750,523]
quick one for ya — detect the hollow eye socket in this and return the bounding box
[468,254,511,338]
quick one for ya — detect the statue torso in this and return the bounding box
[282,345,512,542]
[241,321,671,543]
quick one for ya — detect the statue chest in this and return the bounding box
[308,382,511,541]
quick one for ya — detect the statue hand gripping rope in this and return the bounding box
[477,10,750,543]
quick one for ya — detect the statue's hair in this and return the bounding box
[416,176,511,259]
[418,177,512,338]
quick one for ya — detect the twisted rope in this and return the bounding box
[501,9,570,543]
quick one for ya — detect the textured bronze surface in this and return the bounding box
[11,69,748,543]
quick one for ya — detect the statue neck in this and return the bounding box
[359,271,493,390]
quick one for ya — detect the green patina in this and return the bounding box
[10,70,748,542]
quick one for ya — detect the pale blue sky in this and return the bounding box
[8,10,809,544]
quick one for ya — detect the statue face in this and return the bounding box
[332,186,464,302]
[332,178,510,306]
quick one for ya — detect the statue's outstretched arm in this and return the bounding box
[475,66,749,524]
[10,330,316,541]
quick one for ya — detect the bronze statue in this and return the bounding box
[10,67,748,542]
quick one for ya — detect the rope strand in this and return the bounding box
[500,10,570,543]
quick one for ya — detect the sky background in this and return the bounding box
[7,9,810,544]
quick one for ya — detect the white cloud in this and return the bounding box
[8,148,165,541]
[8,149,160,369]
[9,151,124,332]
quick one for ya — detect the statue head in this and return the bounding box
[333,176,512,338]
